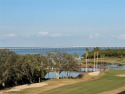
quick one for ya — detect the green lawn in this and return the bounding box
[81,57,125,67]
[8,70,125,94]
[40,70,125,94]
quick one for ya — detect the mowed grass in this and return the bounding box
[7,79,85,94]
[40,70,125,94]
[81,57,125,65]
[8,70,125,94]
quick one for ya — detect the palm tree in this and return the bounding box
[96,47,100,71]
[100,53,104,71]
[102,54,106,71]
[85,48,89,72]
[94,47,100,71]
[93,51,96,72]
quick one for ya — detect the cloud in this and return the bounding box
[112,34,125,40]
[0,33,16,38]
[89,33,100,39]
[11,32,65,39]
[50,33,63,37]
[38,32,49,36]
[38,32,63,37]
[5,33,16,37]
[118,35,125,39]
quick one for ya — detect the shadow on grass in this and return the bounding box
[118,91,125,94]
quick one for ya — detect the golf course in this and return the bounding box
[5,69,125,94]
[1,0,125,93]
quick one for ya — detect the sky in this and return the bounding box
[0,0,125,47]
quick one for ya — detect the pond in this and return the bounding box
[107,64,125,69]
[44,64,125,79]
[81,68,103,72]
[45,71,82,79]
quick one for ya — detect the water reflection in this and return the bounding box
[45,71,81,79]
[107,64,125,69]
[44,64,125,79]
[81,68,103,72]
[60,71,81,78]
[45,72,57,79]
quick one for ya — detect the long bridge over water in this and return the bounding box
[0,46,125,50]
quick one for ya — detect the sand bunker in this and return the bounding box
[89,72,100,76]
[117,74,125,77]
[6,82,47,92]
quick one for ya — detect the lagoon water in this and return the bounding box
[44,68,104,79]
[10,47,125,57]
[107,64,125,69]
[44,65,125,79]
[81,68,101,72]
[11,47,92,57]
[45,71,82,79]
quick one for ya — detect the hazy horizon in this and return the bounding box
[0,0,125,47]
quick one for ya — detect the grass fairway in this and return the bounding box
[81,57,125,64]
[8,70,125,94]
[40,70,125,94]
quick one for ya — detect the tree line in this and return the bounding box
[83,48,125,59]
[0,49,80,89]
